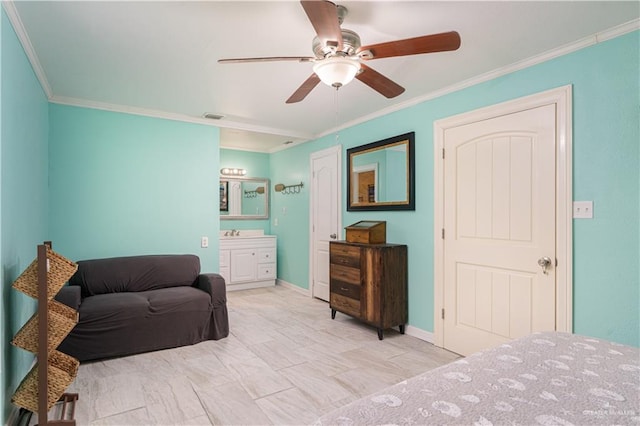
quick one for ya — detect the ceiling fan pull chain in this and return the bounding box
[334,86,340,143]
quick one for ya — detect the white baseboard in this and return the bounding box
[6,405,22,426]
[274,283,436,344]
[276,279,310,296]
[404,325,435,344]
[226,280,275,292]
[5,357,38,426]
[274,282,435,344]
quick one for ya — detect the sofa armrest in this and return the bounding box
[55,285,82,310]
[195,273,227,306]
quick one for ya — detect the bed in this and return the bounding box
[315,332,639,425]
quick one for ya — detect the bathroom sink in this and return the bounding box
[219,230,271,239]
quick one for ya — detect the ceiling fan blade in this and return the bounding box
[357,31,461,60]
[356,64,405,99]
[300,1,343,50]
[286,73,321,104]
[218,56,315,64]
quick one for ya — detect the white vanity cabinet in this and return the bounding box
[219,236,277,291]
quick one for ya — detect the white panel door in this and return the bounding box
[310,146,341,301]
[443,104,557,355]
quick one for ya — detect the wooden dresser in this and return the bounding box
[329,241,408,340]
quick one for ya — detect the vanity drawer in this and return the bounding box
[330,293,360,318]
[257,263,276,279]
[258,248,276,263]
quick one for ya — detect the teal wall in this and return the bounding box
[1,14,638,426]
[269,144,314,288]
[0,10,3,419]
[219,148,271,232]
[1,11,4,422]
[48,105,221,272]
[271,31,640,347]
[1,9,50,421]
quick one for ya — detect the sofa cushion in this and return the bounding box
[66,287,213,361]
[79,292,150,324]
[70,254,201,296]
[79,287,210,323]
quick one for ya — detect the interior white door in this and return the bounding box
[310,146,341,301]
[443,104,557,355]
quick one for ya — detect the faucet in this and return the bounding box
[231,229,239,236]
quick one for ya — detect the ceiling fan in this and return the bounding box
[218,1,461,104]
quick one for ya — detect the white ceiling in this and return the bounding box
[7,1,639,152]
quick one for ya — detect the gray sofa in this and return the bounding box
[55,254,229,362]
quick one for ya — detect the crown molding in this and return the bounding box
[49,95,314,141]
[315,18,640,141]
[597,18,640,42]
[2,1,52,98]
[5,0,637,150]
[224,140,309,154]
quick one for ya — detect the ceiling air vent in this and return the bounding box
[202,113,224,120]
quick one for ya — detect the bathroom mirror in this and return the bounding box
[220,177,270,220]
[347,132,415,211]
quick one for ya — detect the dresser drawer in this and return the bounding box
[330,293,360,318]
[330,281,360,300]
[330,244,361,268]
[330,263,361,285]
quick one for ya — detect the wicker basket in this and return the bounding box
[11,350,79,413]
[11,300,78,354]
[12,248,77,300]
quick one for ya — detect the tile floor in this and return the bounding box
[38,286,459,425]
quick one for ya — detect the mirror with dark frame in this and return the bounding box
[347,132,415,211]
[220,177,270,220]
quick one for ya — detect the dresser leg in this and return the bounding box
[399,324,405,334]
[331,309,336,319]
[377,328,384,340]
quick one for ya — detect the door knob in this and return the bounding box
[330,233,337,239]
[538,257,552,275]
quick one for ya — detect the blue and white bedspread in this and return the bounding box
[315,332,640,426]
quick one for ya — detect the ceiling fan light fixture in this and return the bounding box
[313,56,361,88]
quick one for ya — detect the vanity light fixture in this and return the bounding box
[220,168,247,176]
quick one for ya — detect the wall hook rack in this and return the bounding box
[274,182,304,195]
[244,186,264,198]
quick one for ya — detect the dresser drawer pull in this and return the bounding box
[341,287,348,291]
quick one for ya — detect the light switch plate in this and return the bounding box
[201,236,209,248]
[573,201,593,219]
